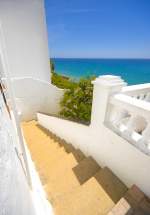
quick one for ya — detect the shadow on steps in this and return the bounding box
[36,123,127,204]
[94,167,128,204]
[72,156,100,185]
[36,124,85,162]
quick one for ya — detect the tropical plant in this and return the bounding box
[59,77,95,124]
[50,59,95,124]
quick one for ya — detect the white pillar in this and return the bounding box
[91,75,126,128]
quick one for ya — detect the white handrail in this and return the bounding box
[110,93,150,119]
[122,84,150,97]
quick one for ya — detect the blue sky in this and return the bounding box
[44,0,150,58]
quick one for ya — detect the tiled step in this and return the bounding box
[94,167,128,204]
[72,156,100,184]
[44,156,100,201]
[28,140,61,156]
[39,153,81,185]
[22,120,55,140]
[33,147,67,169]
[69,148,86,162]
[39,149,86,180]
[108,185,150,215]
[53,167,127,215]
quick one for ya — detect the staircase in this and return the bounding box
[22,120,150,215]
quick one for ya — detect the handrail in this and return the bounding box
[107,93,150,155]
[110,93,150,119]
[122,84,150,97]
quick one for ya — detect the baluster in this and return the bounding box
[123,114,136,137]
[123,115,145,138]
[139,94,145,100]
[135,95,138,99]
[145,93,150,102]
[137,122,150,155]
[110,107,128,129]
[141,122,150,143]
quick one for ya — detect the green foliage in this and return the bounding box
[50,59,77,89]
[50,59,95,124]
[51,71,77,89]
[60,77,95,124]
[50,60,55,73]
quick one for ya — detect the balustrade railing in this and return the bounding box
[122,83,150,102]
[106,93,150,155]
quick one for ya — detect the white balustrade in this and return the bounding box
[107,93,150,155]
[122,83,150,102]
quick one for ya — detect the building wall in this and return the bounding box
[0,93,36,215]
[0,0,50,81]
[12,77,64,121]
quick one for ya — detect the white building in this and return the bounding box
[0,1,150,214]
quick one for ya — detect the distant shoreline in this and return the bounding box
[51,57,150,60]
[51,58,150,85]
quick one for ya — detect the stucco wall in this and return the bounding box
[37,113,150,197]
[12,77,64,121]
[0,93,36,215]
[0,0,50,81]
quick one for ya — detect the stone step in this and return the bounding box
[108,185,150,215]
[39,153,81,185]
[72,156,100,184]
[28,140,61,155]
[45,156,100,201]
[39,149,85,179]
[53,167,127,215]
[22,121,56,141]
[94,167,128,204]
[30,147,63,167]
[33,147,67,169]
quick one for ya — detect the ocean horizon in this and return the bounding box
[52,58,150,85]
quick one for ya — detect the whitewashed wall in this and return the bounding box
[37,113,150,197]
[12,77,64,121]
[0,93,36,215]
[0,0,50,81]
[37,75,150,198]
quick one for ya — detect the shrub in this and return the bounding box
[60,77,94,124]
[50,59,77,89]
[50,59,95,124]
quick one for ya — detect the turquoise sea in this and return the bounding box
[52,58,150,85]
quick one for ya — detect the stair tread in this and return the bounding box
[109,185,150,215]
[72,156,100,184]
[34,147,67,168]
[53,168,127,215]
[29,142,61,156]
[45,156,101,200]
[39,153,80,185]
[70,148,86,162]
[94,167,128,203]
[53,175,115,215]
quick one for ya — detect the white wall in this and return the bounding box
[0,0,50,81]
[0,93,36,215]
[12,77,64,121]
[37,113,150,197]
